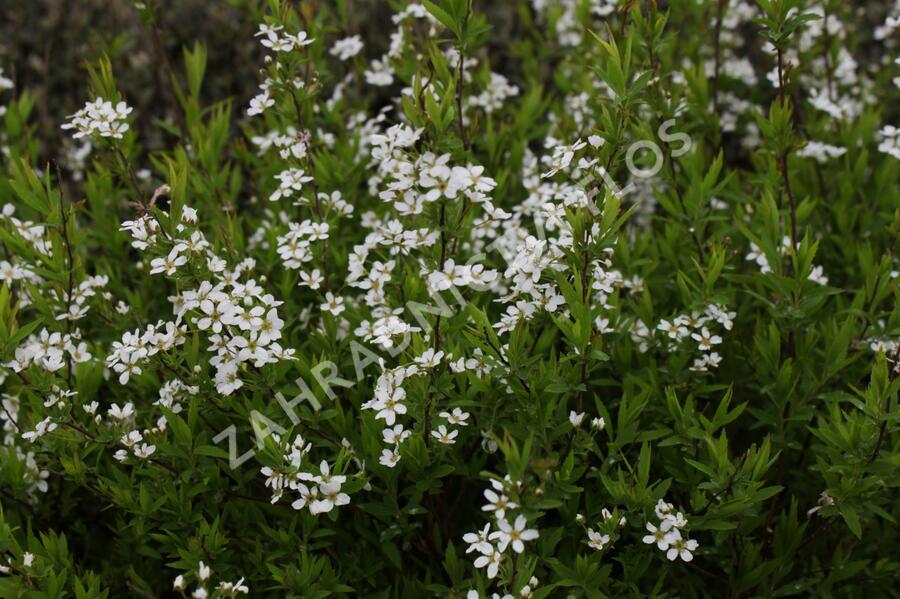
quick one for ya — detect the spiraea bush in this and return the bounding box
[0,0,898,596]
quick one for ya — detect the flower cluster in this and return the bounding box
[0,394,50,502]
[105,320,186,384]
[464,477,540,583]
[114,429,156,462]
[330,35,364,61]
[878,125,900,160]
[61,97,132,139]
[255,24,314,53]
[641,499,700,562]
[244,25,315,117]
[579,507,627,553]
[7,328,93,373]
[260,434,353,516]
[173,561,249,598]
[656,303,735,372]
[121,205,296,396]
[1,203,52,257]
[746,235,829,286]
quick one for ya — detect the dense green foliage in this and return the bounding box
[0,0,898,597]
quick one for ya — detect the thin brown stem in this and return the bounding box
[777,47,786,107]
[63,420,97,441]
[146,14,185,134]
[433,202,447,354]
[455,1,471,150]
[2,402,21,433]
[780,151,798,253]
[55,163,76,390]
[115,147,148,205]
[775,48,797,253]
[867,342,900,464]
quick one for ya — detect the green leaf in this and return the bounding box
[840,505,862,539]
[423,1,460,37]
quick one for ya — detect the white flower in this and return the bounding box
[120,430,143,448]
[260,29,313,53]
[602,508,627,527]
[666,535,699,562]
[364,58,394,86]
[877,125,900,160]
[796,141,847,163]
[431,424,458,444]
[61,98,133,139]
[216,577,249,595]
[642,520,676,550]
[320,292,346,316]
[300,460,347,486]
[463,523,493,555]
[134,443,157,459]
[309,482,350,514]
[22,417,57,442]
[568,411,585,427]
[472,547,502,579]
[414,348,444,369]
[691,327,722,352]
[664,511,687,529]
[806,490,835,517]
[808,265,828,286]
[490,515,539,554]
[290,483,316,511]
[379,447,401,467]
[482,488,517,520]
[254,24,283,38]
[247,91,274,117]
[373,388,407,426]
[382,424,410,445]
[0,68,13,90]
[586,529,610,551]
[286,31,315,48]
[658,319,689,340]
[270,168,313,200]
[439,407,469,426]
[330,35,364,60]
[149,248,188,275]
[654,498,674,519]
[427,259,471,292]
[299,269,324,290]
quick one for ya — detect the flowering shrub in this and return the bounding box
[0,0,898,596]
